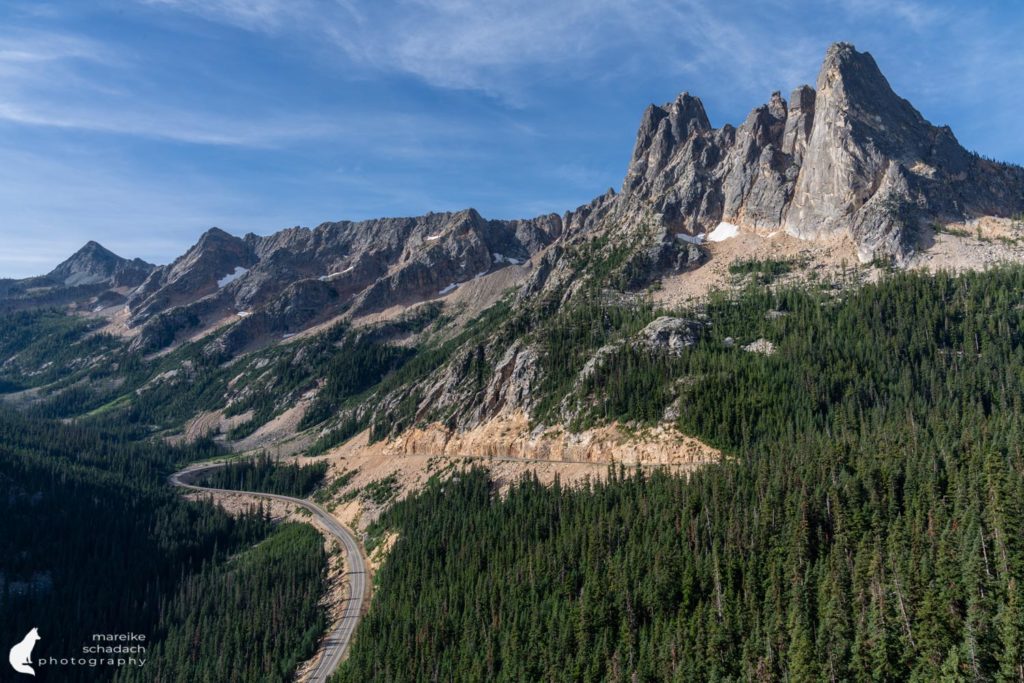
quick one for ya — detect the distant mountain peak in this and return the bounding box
[68,240,116,261]
[48,241,153,288]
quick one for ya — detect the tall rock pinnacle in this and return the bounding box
[619,41,1024,263]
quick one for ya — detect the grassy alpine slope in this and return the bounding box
[336,266,1024,682]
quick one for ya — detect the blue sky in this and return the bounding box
[1,0,1022,277]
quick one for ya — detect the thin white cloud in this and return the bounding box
[334,1,618,94]
[125,0,1023,126]
[0,25,427,147]
[0,34,110,64]
[138,0,303,31]
[0,100,344,147]
[834,0,946,31]
[127,0,721,100]
[132,0,826,106]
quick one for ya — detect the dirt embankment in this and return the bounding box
[908,217,1024,273]
[379,411,718,469]
[306,412,721,536]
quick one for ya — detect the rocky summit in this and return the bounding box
[49,240,154,288]
[0,241,153,313]
[623,42,1024,263]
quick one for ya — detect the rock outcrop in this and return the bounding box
[127,227,257,323]
[639,317,703,355]
[122,210,562,351]
[784,43,1024,261]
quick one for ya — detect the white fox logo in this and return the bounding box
[8,628,40,676]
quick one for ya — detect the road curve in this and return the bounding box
[170,463,368,683]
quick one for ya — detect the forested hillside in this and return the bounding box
[337,267,1024,682]
[197,453,328,496]
[0,411,327,681]
[116,522,327,683]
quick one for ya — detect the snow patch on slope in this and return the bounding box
[707,222,740,242]
[217,266,249,288]
[492,252,522,265]
[319,266,354,281]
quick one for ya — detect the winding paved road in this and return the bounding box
[170,463,368,683]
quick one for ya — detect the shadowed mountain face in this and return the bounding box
[6,43,1024,349]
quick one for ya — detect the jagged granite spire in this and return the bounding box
[618,41,1024,262]
[783,42,1024,261]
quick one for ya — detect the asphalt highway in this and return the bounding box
[170,463,368,682]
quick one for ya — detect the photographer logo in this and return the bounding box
[8,628,40,676]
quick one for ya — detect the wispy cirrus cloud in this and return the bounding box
[0,100,347,147]
[0,24,464,148]
[832,0,947,31]
[130,0,947,105]
[0,30,113,65]
[0,25,344,146]
[10,0,1010,145]
[138,0,305,31]
[136,0,815,102]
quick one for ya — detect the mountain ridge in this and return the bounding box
[5,42,1024,352]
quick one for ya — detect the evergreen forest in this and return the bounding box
[0,409,328,681]
[337,267,1024,682]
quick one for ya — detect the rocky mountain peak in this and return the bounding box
[194,226,242,249]
[618,41,1024,262]
[624,92,712,194]
[782,43,1024,261]
[48,241,153,288]
[820,42,897,100]
[126,226,257,324]
[666,92,712,137]
[51,241,117,274]
[814,42,932,157]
